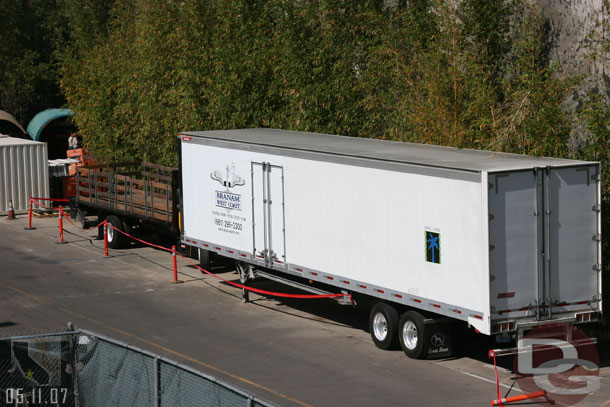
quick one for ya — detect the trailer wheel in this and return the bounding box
[369,303,399,350]
[105,215,126,249]
[399,311,426,359]
[198,248,210,271]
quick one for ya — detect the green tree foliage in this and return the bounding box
[0,0,66,125]
[59,0,583,166]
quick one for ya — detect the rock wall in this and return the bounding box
[536,0,608,146]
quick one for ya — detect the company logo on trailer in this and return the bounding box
[514,324,599,406]
[211,163,245,211]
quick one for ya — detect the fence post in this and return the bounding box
[67,322,80,407]
[24,199,35,230]
[154,356,161,407]
[104,220,109,257]
[57,205,65,244]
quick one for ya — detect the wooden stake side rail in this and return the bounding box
[75,162,177,224]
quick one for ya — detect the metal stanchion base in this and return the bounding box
[24,227,36,230]
[55,241,67,245]
[172,280,184,284]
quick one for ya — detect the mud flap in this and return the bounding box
[425,322,452,359]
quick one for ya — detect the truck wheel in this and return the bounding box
[105,215,125,249]
[76,207,86,227]
[198,248,210,271]
[399,311,426,359]
[369,303,399,350]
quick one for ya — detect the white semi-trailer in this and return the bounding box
[178,128,602,359]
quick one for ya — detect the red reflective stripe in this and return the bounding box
[413,299,421,303]
[240,254,247,257]
[342,280,350,284]
[433,304,441,308]
[577,300,589,305]
[203,243,209,247]
[394,294,403,299]
[359,285,367,289]
[228,250,234,254]
[215,247,221,251]
[182,136,192,141]
[326,276,334,280]
[377,289,384,294]
[474,315,483,320]
[296,268,303,272]
[311,272,318,276]
[497,292,515,299]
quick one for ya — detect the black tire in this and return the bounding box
[398,311,426,359]
[105,215,125,249]
[198,248,210,271]
[76,207,86,228]
[369,303,399,350]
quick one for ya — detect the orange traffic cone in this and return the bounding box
[7,200,15,220]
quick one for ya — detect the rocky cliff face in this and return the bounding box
[537,0,608,146]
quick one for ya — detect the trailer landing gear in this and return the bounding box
[236,262,254,303]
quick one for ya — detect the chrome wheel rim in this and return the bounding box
[107,224,114,242]
[373,313,388,341]
[402,320,418,350]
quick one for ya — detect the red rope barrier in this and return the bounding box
[27,200,351,302]
[107,224,352,301]
[57,206,104,231]
[30,198,55,211]
[30,197,69,202]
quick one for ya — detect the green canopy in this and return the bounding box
[26,108,73,141]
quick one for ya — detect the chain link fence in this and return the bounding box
[0,328,276,407]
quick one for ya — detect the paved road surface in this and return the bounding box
[1,215,608,406]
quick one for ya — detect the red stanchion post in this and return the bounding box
[103,220,109,257]
[491,391,546,406]
[56,205,65,244]
[172,245,183,283]
[24,199,35,230]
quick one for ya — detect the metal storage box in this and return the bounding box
[0,136,50,214]
[179,129,601,335]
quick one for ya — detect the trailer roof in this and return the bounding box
[182,128,596,173]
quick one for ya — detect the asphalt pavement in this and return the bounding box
[1,214,608,406]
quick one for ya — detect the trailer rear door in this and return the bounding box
[548,166,599,307]
[489,170,538,315]
[489,165,600,319]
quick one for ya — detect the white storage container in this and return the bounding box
[179,129,601,340]
[0,136,50,214]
